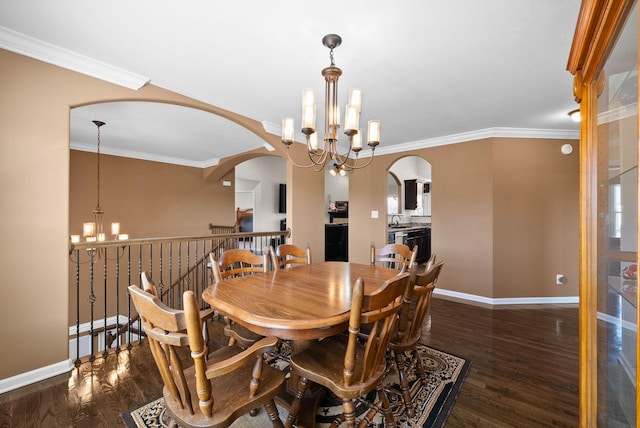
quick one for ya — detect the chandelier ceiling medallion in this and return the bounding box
[70,120,127,245]
[281,34,380,174]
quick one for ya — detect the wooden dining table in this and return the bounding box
[201,261,401,425]
[202,261,401,341]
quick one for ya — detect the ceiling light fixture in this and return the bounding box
[281,34,380,172]
[70,120,127,245]
[568,109,581,122]
[329,163,348,176]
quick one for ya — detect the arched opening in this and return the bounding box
[69,100,281,240]
[235,156,287,233]
[387,155,432,264]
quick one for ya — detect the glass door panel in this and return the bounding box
[597,3,638,425]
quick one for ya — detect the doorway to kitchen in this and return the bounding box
[388,156,432,264]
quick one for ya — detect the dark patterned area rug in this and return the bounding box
[122,343,469,427]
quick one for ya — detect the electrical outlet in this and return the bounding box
[556,274,566,285]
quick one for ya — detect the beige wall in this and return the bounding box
[349,138,579,299]
[70,151,236,239]
[492,138,579,298]
[0,46,579,385]
[0,48,291,381]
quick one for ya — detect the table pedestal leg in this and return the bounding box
[276,340,326,427]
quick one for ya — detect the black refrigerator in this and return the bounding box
[325,223,348,262]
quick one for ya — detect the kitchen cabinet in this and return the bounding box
[387,226,431,264]
[406,227,430,264]
[325,223,348,262]
[568,1,638,425]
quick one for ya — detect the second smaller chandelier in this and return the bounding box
[282,34,380,173]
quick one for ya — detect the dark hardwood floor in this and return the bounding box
[0,297,579,427]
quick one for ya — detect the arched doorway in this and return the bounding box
[235,156,287,232]
[388,156,432,264]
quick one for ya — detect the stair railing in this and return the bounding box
[68,228,289,366]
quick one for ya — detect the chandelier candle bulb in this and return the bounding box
[368,120,381,146]
[348,89,362,111]
[83,222,95,238]
[345,105,359,134]
[352,129,362,151]
[70,235,80,244]
[302,89,315,108]
[302,104,316,133]
[309,132,319,152]
[97,233,106,242]
[282,118,295,145]
[118,234,129,240]
[111,222,120,236]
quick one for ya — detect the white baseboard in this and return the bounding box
[1,315,141,394]
[434,288,579,305]
[0,359,72,395]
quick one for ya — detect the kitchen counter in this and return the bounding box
[388,224,431,232]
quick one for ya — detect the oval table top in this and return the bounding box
[202,261,401,340]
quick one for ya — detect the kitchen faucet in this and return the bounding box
[391,215,401,226]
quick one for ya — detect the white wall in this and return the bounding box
[235,156,286,231]
[389,156,432,220]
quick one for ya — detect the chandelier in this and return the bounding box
[70,120,127,244]
[281,34,380,173]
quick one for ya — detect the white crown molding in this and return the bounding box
[262,121,580,158]
[73,123,579,168]
[434,288,579,306]
[0,26,149,90]
[373,127,580,156]
[70,141,220,168]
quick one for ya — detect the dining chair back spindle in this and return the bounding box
[285,272,411,428]
[424,252,436,272]
[371,243,417,273]
[390,260,444,417]
[209,250,268,348]
[210,249,269,283]
[128,285,286,428]
[269,243,311,270]
[140,271,216,345]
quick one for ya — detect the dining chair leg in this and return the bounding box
[356,398,381,427]
[394,351,415,418]
[413,350,428,384]
[342,399,357,428]
[264,399,285,428]
[378,384,396,428]
[284,377,309,428]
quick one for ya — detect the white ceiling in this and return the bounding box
[0,1,581,166]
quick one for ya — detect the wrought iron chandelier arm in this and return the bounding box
[284,146,327,171]
[346,147,377,170]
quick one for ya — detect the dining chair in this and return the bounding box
[285,272,411,428]
[390,260,444,417]
[424,252,436,272]
[209,250,268,348]
[128,285,286,428]
[269,243,311,270]
[371,243,417,273]
[141,271,216,345]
